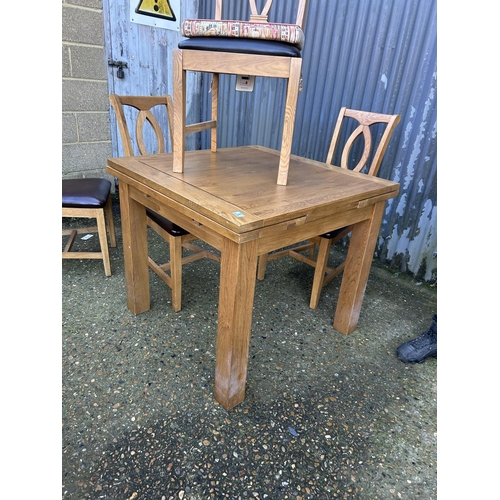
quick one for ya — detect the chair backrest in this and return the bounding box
[214,0,308,27]
[326,107,401,177]
[109,94,173,157]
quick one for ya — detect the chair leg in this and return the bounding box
[96,208,112,277]
[309,237,332,309]
[63,229,78,253]
[211,73,219,153]
[277,57,303,186]
[169,235,183,312]
[257,253,269,280]
[104,195,117,247]
[173,48,186,173]
[308,242,315,260]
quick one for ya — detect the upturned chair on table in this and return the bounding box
[109,94,220,312]
[257,107,401,308]
[62,177,117,276]
[173,0,309,185]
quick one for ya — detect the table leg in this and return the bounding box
[333,201,385,334]
[214,238,258,410]
[119,182,151,315]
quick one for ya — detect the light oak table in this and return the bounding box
[107,146,399,410]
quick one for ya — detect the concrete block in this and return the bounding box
[62,170,117,192]
[63,113,78,143]
[62,5,104,45]
[62,142,113,177]
[71,46,108,80]
[62,80,109,112]
[65,0,103,9]
[62,45,71,77]
[77,112,111,142]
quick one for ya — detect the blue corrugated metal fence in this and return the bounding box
[197,0,437,282]
[105,0,437,282]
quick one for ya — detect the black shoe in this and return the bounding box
[397,314,437,363]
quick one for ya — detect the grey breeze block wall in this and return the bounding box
[62,0,113,184]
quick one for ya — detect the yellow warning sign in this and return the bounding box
[135,0,176,21]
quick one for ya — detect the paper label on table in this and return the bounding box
[232,211,245,218]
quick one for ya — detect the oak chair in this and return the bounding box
[257,107,401,308]
[173,0,309,185]
[62,178,117,276]
[109,94,220,311]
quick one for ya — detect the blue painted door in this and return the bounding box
[103,0,200,157]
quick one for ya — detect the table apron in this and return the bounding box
[256,203,376,255]
[113,172,391,257]
[128,184,227,251]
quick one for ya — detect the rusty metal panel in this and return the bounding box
[196,0,437,282]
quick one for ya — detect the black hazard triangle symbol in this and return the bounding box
[135,0,176,21]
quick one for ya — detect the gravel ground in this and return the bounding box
[62,196,437,499]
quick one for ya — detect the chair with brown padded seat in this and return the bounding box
[257,107,401,308]
[62,177,117,276]
[109,94,220,312]
[173,0,308,185]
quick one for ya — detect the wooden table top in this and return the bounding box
[108,146,399,235]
